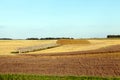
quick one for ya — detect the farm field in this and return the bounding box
[0,39,120,78]
[32,39,120,54]
[0,52,120,77]
[0,40,56,55]
[0,39,120,55]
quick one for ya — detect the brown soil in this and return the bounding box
[0,45,120,77]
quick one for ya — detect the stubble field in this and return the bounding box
[0,40,56,55]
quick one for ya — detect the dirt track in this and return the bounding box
[0,45,120,77]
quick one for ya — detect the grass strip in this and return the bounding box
[0,74,120,80]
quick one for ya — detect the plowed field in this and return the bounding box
[0,44,120,77]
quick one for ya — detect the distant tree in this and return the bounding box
[107,35,120,38]
[0,38,12,40]
[26,38,39,40]
[40,37,74,40]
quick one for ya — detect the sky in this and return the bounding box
[0,0,120,39]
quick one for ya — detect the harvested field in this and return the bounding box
[22,44,120,56]
[0,39,120,55]
[0,39,120,77]
[30,39,120,54]
[0,40,56,55]
[0,52,120,77]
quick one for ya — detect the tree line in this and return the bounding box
[0,37,74,40]
[0,38,12,40]
[107,35,120,38]
[26,37,74,40]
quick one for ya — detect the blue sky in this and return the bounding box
[0,0,120,39]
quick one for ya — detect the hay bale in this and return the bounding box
[56,39,90,45]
